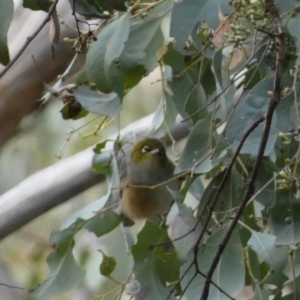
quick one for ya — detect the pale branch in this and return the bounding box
[0,0,60,79]
[199,0,284,299]
[0,115,189,241]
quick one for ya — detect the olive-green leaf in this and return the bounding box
[99,250,117,277]
[30,219,85,299]
[83,210,121,237]
[131,222,178,300]
[86,13,130,93]
[23,0,53,11]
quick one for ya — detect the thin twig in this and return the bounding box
[0,0,59,79]
[199,0,284,298]
[0,283,24,291]
[195,116,265,300]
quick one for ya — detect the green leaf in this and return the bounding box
[185,83,208,124]
[93,140,108,154]
[170,0,232,50]
[117,1,173,90]
[212,48,225,88]
[176,115,216,174]
[62,148,120,228]
[86,13,130,93]
[120,17,164,73]
[182,225,245,300]
[131,222,179,299]
[70,0,111,19]
[151,93,178,138]
[83,210,121,237]
[30,219,85,299]
[244,64,267,91]
[246,247,261,282]
[60,102,88,120]
[166,202,201,260]
[281,292,300,300]
[286,11,300,46]
[196,168,244,225]
[275,0,295,13]
[163,43,193,118]
[23,0,52,12]
[99,250,117,277]
[248,232,288,272]
[104,0,127,11]
[163,44,216,122]
[73,86,122,116]
[226,77,295,156]
[270,187,300,245]
[284,247,300,284]
[253,283,271,300]
[0,0,13,65]
[155,246,181,285]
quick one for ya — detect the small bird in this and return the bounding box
[117,138,176,223]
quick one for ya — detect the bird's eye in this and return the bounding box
[141,145,150,153]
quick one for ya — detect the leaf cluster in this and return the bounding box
[4,0,300,299]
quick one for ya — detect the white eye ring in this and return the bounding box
[141,145,149,153]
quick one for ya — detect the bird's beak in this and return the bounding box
[150,148,159,154]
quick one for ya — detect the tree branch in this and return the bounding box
[200,0,284,298]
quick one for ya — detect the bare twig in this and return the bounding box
[199,1,284,299]
[0,0,59,79]
[71,0,84,51]
[0,283,24,291]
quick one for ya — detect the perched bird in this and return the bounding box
[117,138,177,223]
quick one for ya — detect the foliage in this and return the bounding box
[3,0,300,299]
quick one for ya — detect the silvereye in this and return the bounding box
[117,138,176,223]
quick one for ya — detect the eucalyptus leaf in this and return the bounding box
[212,48,224,88]
[196,168,244,224]
[99,250,117,277]
[226,77,296,156]
[176,115,216,174]
[70,0,111,19]
[170,0,232,50]
[270,187,300,245]
[166,202,201,260]
[30,219,86,299]
[131,222,179,300]
[83,210,121,237]
[248,231,287,271]
[181,225,245,300]
[151,93,178,138]
[86,13,130,93]
[23,0,52,12]
[73,86,122,117]
[185,83,208,124]
[254,283,271,300]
